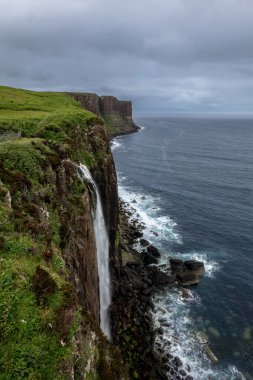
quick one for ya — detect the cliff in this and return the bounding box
[0,86,127,379]
[68,92,140,137]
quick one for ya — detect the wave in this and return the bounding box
[110,138,123,151]
[118,176,182,246]
[114,138,245,380]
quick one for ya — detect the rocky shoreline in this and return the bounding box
[111,199,206,380]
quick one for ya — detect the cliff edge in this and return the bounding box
[0,85,127,379]
[68,92,140,137]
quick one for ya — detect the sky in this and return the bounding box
[1,0,253,113]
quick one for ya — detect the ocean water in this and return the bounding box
[111,115,253,380]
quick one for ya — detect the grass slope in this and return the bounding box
[0,86,102,379]
[0,85,101,141]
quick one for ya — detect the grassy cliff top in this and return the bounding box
[0,86,114,379]
[0,85,100,141]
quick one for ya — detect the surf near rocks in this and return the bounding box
[111,199,206,380]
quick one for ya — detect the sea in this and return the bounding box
[111,114,253,380]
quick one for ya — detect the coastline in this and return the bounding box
[110,122,248,380]
[109,123,141,140]
[111,127,195,379]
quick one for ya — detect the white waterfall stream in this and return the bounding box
[77,164,111,339]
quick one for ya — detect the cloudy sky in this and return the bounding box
[1,0,253,113]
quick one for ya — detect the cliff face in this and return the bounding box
[0,86,127,379]
[68,92,139,137]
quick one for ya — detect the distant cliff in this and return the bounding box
[68,92,140,137]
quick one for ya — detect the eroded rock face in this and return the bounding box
[67,92,101,115]
[62,189,100,321]
[68,92,139,137]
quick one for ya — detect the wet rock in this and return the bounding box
[185,376,193,380]
[161,322,171,328]
[180,288,193,300]
[140,238,150,246]
[142,251,159,265]
[179,369,187,376]
[204,346,219,363]
[177,271,199,286]
[196,330,209,344]
[133,230,143,238]
[184,260,205,276]
[147,245,161,258]
[157,327,164,335]
[170,258,184,273]
[173,356,183,368]
[153,269,176,286]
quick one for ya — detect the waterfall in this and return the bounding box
[77,164,111,339]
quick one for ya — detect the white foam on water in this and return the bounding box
[171,251,220,278]
[154,290,245,380]
[112,139,244,379]
[110,138,123,151]
[118,179,182,246]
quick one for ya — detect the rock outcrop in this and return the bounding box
[68,92,140,137]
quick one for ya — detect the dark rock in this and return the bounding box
[126,261,140,269]
[161,322,171,328]
[170,258,184,273]
[184,260,205,276]
[140,238,150,246]
[153,270,175,286]
[179,369,187,376]
[147,245,161,258]
[177,271,199,286]
[143,251,159,265]
[133,230,143,238]
[173,356,183,368]
[158,317,167,323]
[185,376,193,380]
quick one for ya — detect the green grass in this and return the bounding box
[0,245,72,379]
[0,86,102,379]
[0,85,100,140]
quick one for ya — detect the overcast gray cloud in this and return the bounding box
[1,0,253,112]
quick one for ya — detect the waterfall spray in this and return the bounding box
[77,164,111,339]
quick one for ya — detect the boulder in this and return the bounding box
[170,258,184,273]
[184,260,205,276]
[133,230,143,238]
[140,238,150,246]
[153,270,175,286]
[143,251,158,265]
[147,245,161,258]
[177,272,199,286]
